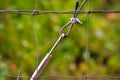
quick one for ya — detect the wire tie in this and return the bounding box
[32,10,39,16]
[70,17,82,24]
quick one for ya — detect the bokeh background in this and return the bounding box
[0,0,120,80]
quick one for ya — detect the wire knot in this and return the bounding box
[32,10,39,16]
[70,17,82,24]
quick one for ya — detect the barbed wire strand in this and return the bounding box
[0,10,120,15]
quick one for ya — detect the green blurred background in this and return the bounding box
[0,0,120,80]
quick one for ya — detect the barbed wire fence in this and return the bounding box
[0,0,120,80]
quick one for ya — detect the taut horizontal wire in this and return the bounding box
[0,75,120,79]
[0,10,120,15]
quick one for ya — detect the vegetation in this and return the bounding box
[0,0,120,80]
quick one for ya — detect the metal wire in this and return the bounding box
[0,10,120,15]
[84,0,90,75]
[0,75,120,79]
[76,0,87,17]
[17,70,22,80]
[30,0,41,80]
[32,0,40,68]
